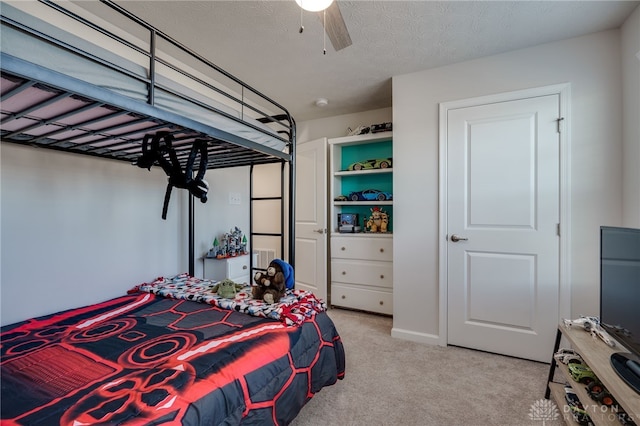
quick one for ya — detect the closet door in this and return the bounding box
[295,137,328,300]
[446,94,560,362]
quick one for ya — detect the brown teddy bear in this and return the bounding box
[252,260,288,304]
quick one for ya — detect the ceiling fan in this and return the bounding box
[295,0,352,52]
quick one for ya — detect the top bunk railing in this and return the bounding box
[0,0,295,168]
[95,0,293,138]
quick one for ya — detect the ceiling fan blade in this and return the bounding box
[318,1,352,51]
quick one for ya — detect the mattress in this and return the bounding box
[0,1,290,153]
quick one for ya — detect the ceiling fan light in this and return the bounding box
[295,0,334,12]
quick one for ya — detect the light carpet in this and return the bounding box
[291,307,567,426]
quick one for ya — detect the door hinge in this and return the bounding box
[556,117,565,134]
[557,223,561,237]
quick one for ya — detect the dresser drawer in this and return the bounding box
[331,284,392,315]
[331,236,392,261]
[204,255,251,284]
[226,256,250,278]
[331,259,392,289]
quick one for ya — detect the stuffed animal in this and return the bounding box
[212,279,244,298]
[252,259,294,304]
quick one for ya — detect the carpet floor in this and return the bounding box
[290,307,567,426]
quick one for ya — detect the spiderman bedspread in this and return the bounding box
[0,292,345,425]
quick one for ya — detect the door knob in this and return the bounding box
[450,234,468,242]
[314,228,326,234]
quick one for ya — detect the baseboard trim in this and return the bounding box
[391,327,441,346]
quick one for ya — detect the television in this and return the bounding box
[599,226,640,394]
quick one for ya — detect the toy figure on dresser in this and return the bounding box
[365,207,389,233]
[223,227,248,257]
[252,259,294,304]
[207,227,248,258]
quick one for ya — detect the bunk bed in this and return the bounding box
[0,0,297,273]
[0,1,345,424]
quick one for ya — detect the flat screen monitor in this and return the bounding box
[600,226,640,394]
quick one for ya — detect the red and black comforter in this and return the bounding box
[1,292,345,425]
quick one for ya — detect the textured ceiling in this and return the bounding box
[106,0,638,122]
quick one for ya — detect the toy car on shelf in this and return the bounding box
[568,363,598,384]
[586,381,616,406]
[564,385,594,426]
[349,189,393,201]
[347,158,392,171]
[554,348,583,365]
[334,195,348,201]
[371,122,392,133]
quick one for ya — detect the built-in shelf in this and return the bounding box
[334,201,393,206]
[334,168,393,177]
[328,131,394,314]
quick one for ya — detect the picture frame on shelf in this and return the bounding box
[338,213,360,233]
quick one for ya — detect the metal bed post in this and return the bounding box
[189,193,195,276]
[280,160,286,263]
[250,164,255,275]
[288,122,296,268]
[148,28,156,106]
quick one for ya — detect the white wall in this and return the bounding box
[1,144,184,325]
[193,166,251,278]
[0,144,265,325]
[392,30,624,343]
[622,6,640,228]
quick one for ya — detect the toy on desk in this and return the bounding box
[562,316,616,347]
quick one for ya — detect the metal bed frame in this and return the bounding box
[0,0,296,275]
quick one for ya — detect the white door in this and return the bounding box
[295,138,328,300]
[446,94,560,362]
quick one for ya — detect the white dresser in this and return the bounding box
[330,234,393,315]
[203,255,253,285]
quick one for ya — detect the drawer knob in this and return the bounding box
[379,301,384,305]
[341,295,346,299]
[243,265,247,270]
[380,275,384,279]
[341,246,346,251]
[342,271,346,275]
[379,248,384,253]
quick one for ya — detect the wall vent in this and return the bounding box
[254,248,276,269]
